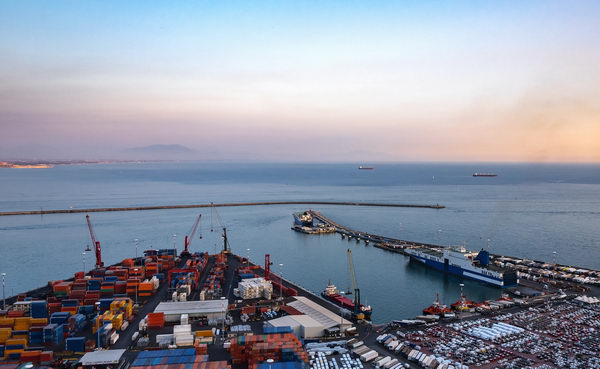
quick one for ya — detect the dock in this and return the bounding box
[0,201,445,217]
[308,210,600,289]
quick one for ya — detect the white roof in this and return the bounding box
[289,314,323,328]
[288,296,352,328]
[267,315,302,328]
[80,349,126,366]
[155,300,228,315]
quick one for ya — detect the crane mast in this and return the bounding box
[347,249,361,315]
[85,214,104,269]
[182,214,201,256]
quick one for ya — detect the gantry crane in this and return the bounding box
[182,214,202,257]
[85,214,104,269]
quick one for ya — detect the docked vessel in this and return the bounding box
[472,173,497,177]
[422,294,452,316]
[405,246,518,287]
[293,211,313,227]
[358,166,374,170]
[321,282,372,319]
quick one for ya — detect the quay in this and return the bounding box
[2,244,600,369]
[308,210,600,291]
[309,210,441,254]
[0,201,445,217]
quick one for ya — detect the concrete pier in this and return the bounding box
[0,200,445,216]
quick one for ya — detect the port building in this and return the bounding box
[286,296,352,332]
[154,300,228,323]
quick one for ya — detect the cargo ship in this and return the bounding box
[472,173,497,177]
[358,166,374,170]
[405,246,518,287]
[321,282,372,319]
[293,211,313,227]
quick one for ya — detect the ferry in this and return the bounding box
[405,246,518,287]
[293,211,313,227]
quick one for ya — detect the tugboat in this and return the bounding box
[451,293,476,312]
[422,293,452,316]
[321,281,372,320]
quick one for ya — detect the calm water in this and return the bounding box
[1,162,600,323]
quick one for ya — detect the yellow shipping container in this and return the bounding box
[30,318,49,326]
[112,313,123,330]
[5,338,27,346]
[0,318,15,327]
[194,330,214,337]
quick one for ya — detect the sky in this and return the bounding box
[1,1,600,162]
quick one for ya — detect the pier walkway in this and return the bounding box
[0,201,445,217]
[309,210,442,254]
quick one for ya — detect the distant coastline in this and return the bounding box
[0,159,165,169]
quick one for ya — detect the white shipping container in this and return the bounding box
[375,356,391,368]
[383,359,399,369]
[360,351,378,362]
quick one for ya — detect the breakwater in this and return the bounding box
[0,201,445,216]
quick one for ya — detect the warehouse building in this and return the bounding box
[80,349,126,369]
[265,314,324,338]
[287,296,352,332]
[154,300,228,323]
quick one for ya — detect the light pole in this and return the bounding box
[82,252,86,274]
[552,251,558,281]
[134,238,139,259]
[172,234,177,252]
[246,248,250,268]
[2,273,6,310]
[279,264,284,298]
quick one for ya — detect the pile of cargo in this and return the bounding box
[228,332,308,366]
[200,253,228,300]
[0,314,56,362]
[235,278,273,300]
[132,349,229,369]
[174,324,194,346]
[146,312,166,329]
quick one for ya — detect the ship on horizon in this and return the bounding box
[358,166,374,170]
[473,172,497,177]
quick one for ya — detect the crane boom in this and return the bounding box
[183,214,201,256]
[85,214,104,269]
[347,249,360,314]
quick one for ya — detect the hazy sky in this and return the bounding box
[1,1,600,161]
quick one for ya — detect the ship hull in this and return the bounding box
[321,292,372,319]
[409,254,517,288]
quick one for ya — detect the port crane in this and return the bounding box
[85,214,104,269]
[347,248,364,319]
[182,214,201,257]
[210,202,230,253]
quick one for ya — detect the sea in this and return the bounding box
[1,162,599,323]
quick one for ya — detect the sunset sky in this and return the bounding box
[1,1,599,162]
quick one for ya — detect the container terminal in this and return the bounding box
[1,213,600,369]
